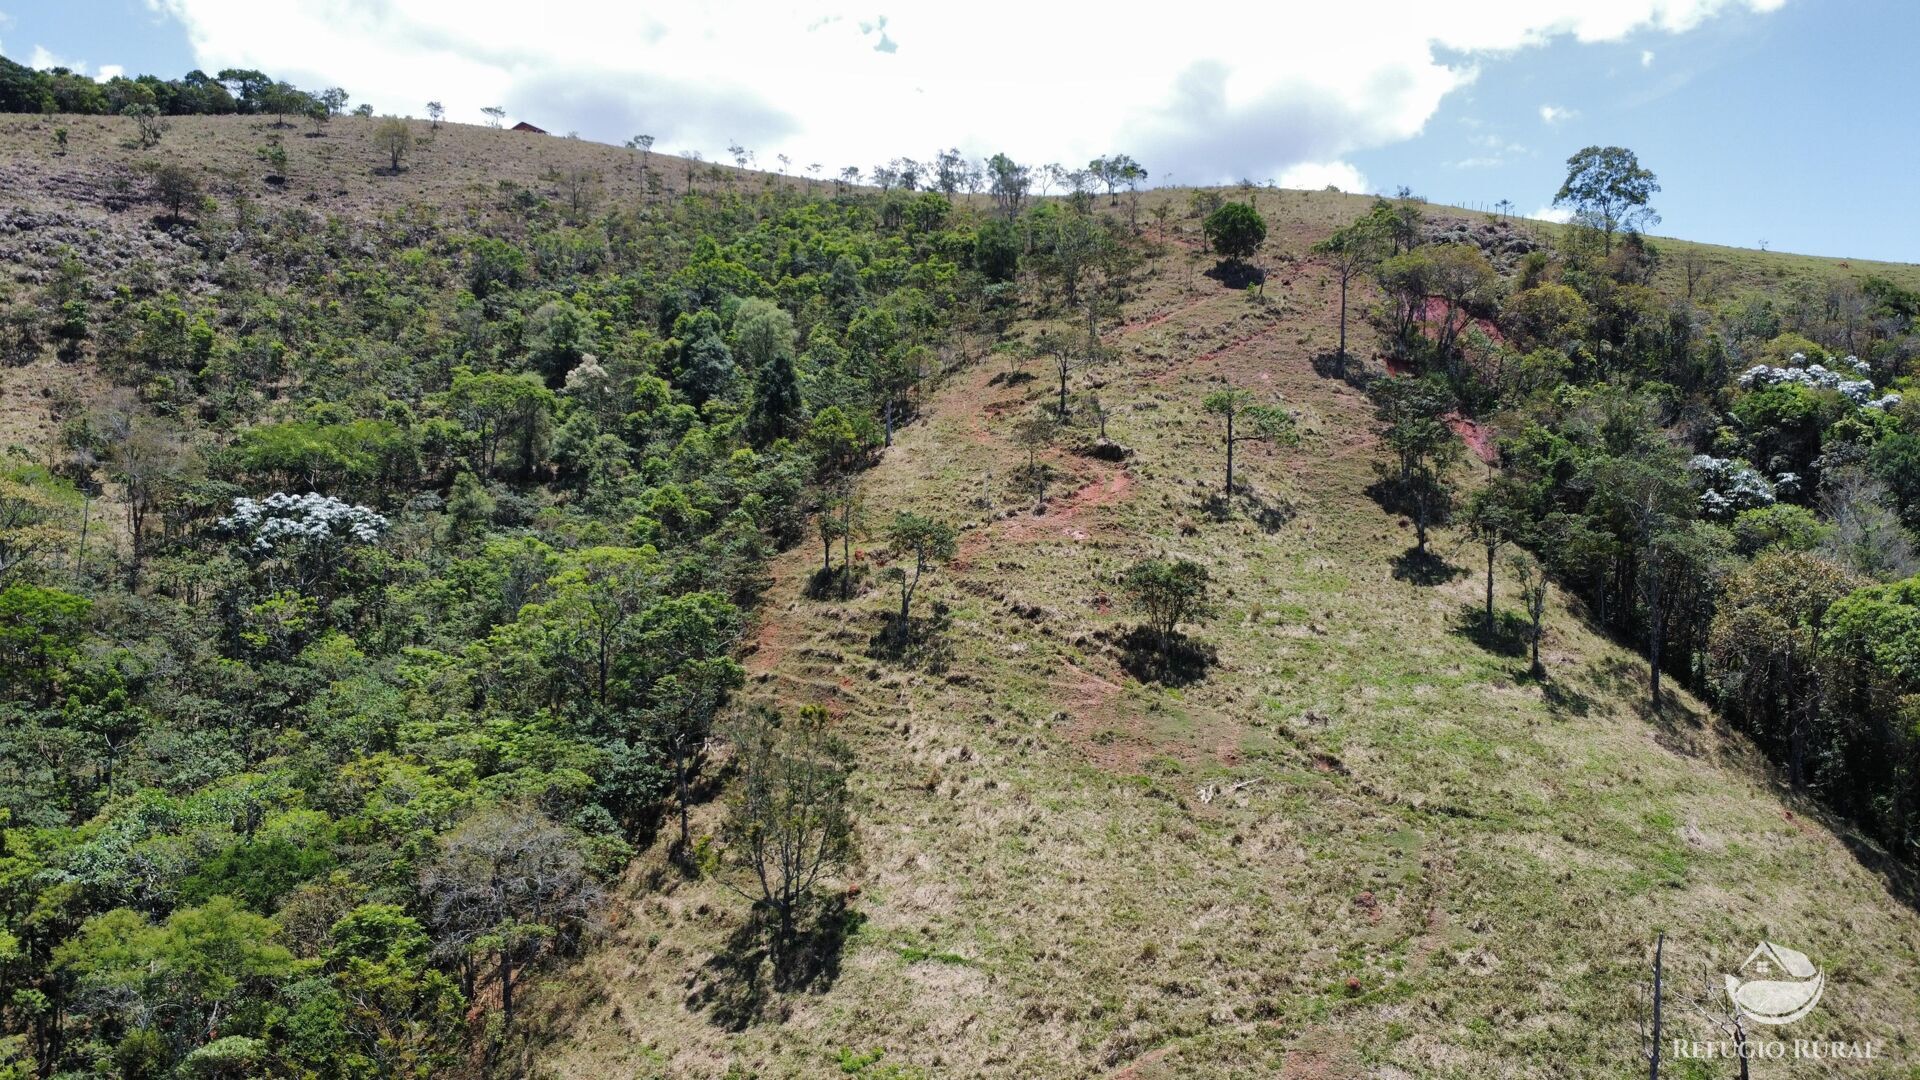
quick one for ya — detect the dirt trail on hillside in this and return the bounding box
[537,200,1920,1080]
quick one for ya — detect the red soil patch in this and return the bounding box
[1418,296,1504,346]
[1377,361,1497,464]
[1447,412,1498,465]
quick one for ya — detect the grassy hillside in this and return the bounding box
[525,192,1920,1076]
[3,114,1919,1078]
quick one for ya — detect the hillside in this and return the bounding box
[521,187,1920,1076]
[3,113,1919,1080]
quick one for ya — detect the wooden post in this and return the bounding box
[1649,932,1664,1080]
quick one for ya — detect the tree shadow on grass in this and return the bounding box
[1197,489,1296,534]
[1310,350,1378,391]
[688,896,865,1031]
[1540,677,1593,718]
[1390,546,1465,586]
[864,603,955,673]
[1202,262,1265,289]
[1448,603,1531,658]
[803,564,870,601]
[1116,626,1217,687]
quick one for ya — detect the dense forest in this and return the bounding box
[5,54,1920,1079]
[0,56,356,123]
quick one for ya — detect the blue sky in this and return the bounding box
[3,0,1916,264]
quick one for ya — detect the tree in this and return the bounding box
[419,807,601,1029]
[882,512,956,633]
[0,465,79,584]
[721,705,855,956]
[97,400,190,586]
[480,105,505,128]
[443,368,554,478]
[56,898,294,1054]
[1423,244,1501,362]
[1033,328,1095,421]
[1121,557,1215,654]
[122,102,165,147]
[373,116,412,173]
[1313,217,1387,365]
[736,298,803,446]
[260,81,312,128]
[985,153,1029,219]
[1553,145,1660,256]
[317,86,348,116]
[816,473,859,580]
[0,583,90,705]
[425,100,444,128]
[625,133,654,179]
[1591,456,1706,714]
[1203,201,1265,264]
[321,904,462,1076]
[1710,551,1861,787]
[148,161,201,221]
[1511,552,1551,675]
[1464,481,1528,629]
[1013,411,1059,504]
[1370,374,1460,552]
[648,652,745,858]
[1202,388,1294,495]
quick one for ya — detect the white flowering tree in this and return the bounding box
[1687,455,1777,519]
[1737,352,1878,404]
[218,492,388,593]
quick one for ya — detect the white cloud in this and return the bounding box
[141,0,1782,184]
[1278,161,1369,193]
[29,44,86,73]
[1531,204,1574,224]
[97,64,125,81]
[1539,104,1578,124]
[1641,49,1656,66]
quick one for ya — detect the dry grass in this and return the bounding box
[526,193,1920,1077]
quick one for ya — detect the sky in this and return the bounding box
[3,0,1917,264]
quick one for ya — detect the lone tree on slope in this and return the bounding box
[1122,556,1216,658]
[1203,201,1265,265]
[1202,388,1295,496]
[374,116,413,173]
[882,512,956,638]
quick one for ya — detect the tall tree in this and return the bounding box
[373,116,412,173]
[720,705,856,957]
[1312,216,1387,367]
[882,512,956,634]
[1465,480,1529,629]
[1121,557,1215,657]
[419,808,601,1029]
[1370,375,1460,552]
[1710,551,1861,787]
[1553,145,1660,255]
[1202,388,1295,495]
